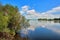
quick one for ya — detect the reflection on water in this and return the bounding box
[29,20,60,33]
[21,20,60,40]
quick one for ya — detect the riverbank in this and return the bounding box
[0,32,28,40]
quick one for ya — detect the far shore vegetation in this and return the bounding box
[38,18,60,21]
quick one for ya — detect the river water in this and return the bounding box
[21,20,60,40]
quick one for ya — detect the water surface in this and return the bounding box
[21,20,60,40]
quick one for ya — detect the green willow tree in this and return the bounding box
[0,4,29,40]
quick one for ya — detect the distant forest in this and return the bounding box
[38,18,60,21]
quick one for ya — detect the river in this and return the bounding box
[21,20,60,40]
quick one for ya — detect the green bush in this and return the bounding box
[0,3,30,40]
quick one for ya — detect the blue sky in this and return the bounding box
[0,0,60,19]
[0,0,60,12]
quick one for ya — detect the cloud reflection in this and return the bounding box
[21,20,60,38]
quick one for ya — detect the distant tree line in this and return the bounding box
[38,18,60,21]
[54,18,60,20]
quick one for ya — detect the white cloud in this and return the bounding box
[26,9,40,19]
[20,5,40,19]
[20,6,60,19]
[42,6,60,14]
[41,6,60,18]
[20,5,29,16]
[53,6,60,11]
[21,5,29,12]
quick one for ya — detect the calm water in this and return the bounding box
[21,20,60,40]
